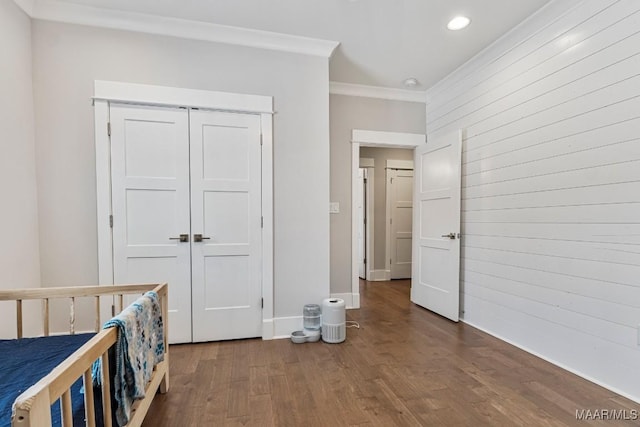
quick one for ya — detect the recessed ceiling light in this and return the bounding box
[447,16,471,31]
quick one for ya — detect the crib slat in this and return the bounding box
[43,298,50,336]
[94,296,101,332]
[160,285,170,394]
[101,351,113,427]
[61,390,72,427]
[83,369,96,427]
[69,297,75,335]
[16,300,23,339]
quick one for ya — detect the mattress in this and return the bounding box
[0,333,98,427]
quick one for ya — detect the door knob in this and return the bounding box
[169,234,189,242]
[441,233,456,239]
[193,234,211,243]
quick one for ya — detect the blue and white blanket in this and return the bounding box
[93,291,164,426]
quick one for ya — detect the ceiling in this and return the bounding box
[50,0,552,92]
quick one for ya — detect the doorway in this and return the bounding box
[358,148,414,281]
[357,168,366,279]
[350,130,425,308]
[357,160,375,281]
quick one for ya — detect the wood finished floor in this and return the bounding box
[143,280,640,426]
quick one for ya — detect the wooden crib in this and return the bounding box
[0,283,169,427]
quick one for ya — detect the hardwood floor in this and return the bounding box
[143,280,640,426]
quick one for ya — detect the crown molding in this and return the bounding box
[12,0,35,15]
[19,0,340,58]
[330,81,426,103]
[426,0,582,101]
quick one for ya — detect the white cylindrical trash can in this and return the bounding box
[321,298,346,343]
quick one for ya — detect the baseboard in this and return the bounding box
[461,318,640,405]
[263,294,363,339]
[368,270,391,281]
[330,293,360,309]
[352,293,360,309]
[262,296,364,340]
[262,318,274,340]
[263,316,302,340]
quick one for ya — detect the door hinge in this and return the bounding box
[260,133,263,146]
[390,258,392,265]
[111,304,115,316]
[390,218,393,225]
[364,258,366,264]
[261,298,264,309]
[261,216,264,228]
[390,177,393,184]
[109,215,113,228]
[107,122,111,137]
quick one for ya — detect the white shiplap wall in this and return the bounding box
[426,0,640,402]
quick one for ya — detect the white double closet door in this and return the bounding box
[109,103,263,343]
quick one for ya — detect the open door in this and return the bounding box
[411,130,462,322]
[357,168,366,279]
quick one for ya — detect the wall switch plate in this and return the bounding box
[329,202,340,214]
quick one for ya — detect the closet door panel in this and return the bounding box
[203,192,249,244]
[203,256,250,308]
[202,125,249,181]
[190,110,263,342]
[110,104,192,344]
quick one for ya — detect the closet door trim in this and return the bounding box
[94,80,275,338]
[93,80,274,114]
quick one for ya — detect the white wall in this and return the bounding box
[426,0,640,401]
[31,20,330,329]
[0,0,41,338]
[330,94,424,294]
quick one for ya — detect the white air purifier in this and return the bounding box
[321,298,346,343]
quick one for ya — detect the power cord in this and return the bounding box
[346,321,360,329]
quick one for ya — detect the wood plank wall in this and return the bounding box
[425,0,640,402]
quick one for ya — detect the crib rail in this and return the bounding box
[5,283,169,427]
[0,284,165,338]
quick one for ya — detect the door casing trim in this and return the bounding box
[94,80,275,338]
[350,130,425,308]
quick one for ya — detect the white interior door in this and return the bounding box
[110,104,193,343]
[357,168,366,279]
[411,130,462,322]
[189,110,263,342]
[388,169,414,279]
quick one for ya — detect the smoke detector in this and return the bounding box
[403,77,419,88]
